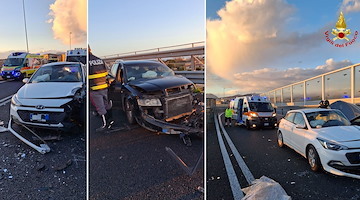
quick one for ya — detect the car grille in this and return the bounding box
[17,110,66,124]
[346,152,360,164]
[165,94,192,119]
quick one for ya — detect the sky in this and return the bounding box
[206,0,360,97]
[89,0,205,57]
[0,0,87,59]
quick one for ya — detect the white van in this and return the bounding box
[231,95,277,129]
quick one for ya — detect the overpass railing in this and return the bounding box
[261,63,360,107]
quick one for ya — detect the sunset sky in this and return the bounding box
[88,0,205,57]
[0,0,87,59]
[207,0,360,97]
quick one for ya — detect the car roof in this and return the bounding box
[289,108,337,114]
[116,60,161,65]
[41,62,82,67]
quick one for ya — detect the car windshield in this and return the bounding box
[124,63,175,82]
[305,110,351,128]
[29,64,82,83]
[3,58,24,66]
[248,102,274,112]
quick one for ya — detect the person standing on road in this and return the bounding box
[225,105,234,127]
[88,45,114,132]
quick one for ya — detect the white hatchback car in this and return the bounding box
[10,62,86,131]
[278,108,360,179]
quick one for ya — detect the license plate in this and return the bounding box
[265,118,268,120]
[30,113,49,122]
[6,76,10,78]
[264,123,269,126]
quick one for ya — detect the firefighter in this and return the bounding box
[88,45,114,132]
[225,105,234,127]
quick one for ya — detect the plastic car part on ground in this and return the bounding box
[7,118,50,154]
[242,176,291,200]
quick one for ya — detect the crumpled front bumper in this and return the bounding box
[139,112,203,135]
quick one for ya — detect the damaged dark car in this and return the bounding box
[108,60,203,136]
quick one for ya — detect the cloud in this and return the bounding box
[227,59,353,94]
[207,0,326,80]
[341,0,360,13]
[48,0,87,45]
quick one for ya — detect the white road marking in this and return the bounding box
[0,95,13,107]
[219,112,255,185]
[0,80,13,84]
[214,114,244,199]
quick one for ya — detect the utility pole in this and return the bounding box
[70,32,72,50]
[22,0,29,52]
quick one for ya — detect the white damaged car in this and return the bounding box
[277,108,360,179]
[10,62,86,131]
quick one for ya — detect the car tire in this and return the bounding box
[246,120,251,130]
[277,131,284,148]
[124,98,136,125]
[307,145,321,172]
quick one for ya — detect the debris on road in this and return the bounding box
[242,176,291,200]
[55,159,72,171]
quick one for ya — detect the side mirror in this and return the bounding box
[107,76,115,85]
[22,78,29,84]
[244,108,248,112]
[295,124,306,129]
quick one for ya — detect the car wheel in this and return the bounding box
[124,98,136,124]
[307,145,321,171]
[246,120,251,130]
[277,131,284,148]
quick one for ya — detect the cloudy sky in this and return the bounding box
[0,0,87,59]
[89,0,205,57]
[207,0,360,97]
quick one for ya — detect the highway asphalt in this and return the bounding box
[206,111,360,200]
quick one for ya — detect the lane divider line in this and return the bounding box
[0,80,13,84]
[0,95,13,107]
[219,112,255,185]
[214,114,244,199]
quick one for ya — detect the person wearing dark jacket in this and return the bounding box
[88,46,114,131]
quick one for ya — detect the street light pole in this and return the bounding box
[22,0,29,53]
[70,32,72,50]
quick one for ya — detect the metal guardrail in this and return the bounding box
[102,42,204,59]
[262,63,360,106]
[175,71,204,84]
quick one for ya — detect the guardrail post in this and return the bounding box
[351,65,355,103]
[191,55,195,71]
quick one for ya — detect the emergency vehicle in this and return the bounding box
[230,95,277,129]
[43,53,65,63]
[66,48,86,65]
[1,52,45,80]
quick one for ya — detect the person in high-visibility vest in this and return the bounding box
[225,105,234,127]
[88,45,114,132]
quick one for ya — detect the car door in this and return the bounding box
[107,63,124,108]
[291,112,308,154]
[280,112,296,147]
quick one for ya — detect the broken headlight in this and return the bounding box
[137,98,162,107]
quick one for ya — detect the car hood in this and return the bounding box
[17,82,83,99]
[128,76,193,92]
[315,126,360,143]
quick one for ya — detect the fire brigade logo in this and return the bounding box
[332,12,351,41]
[325,12,358,47]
